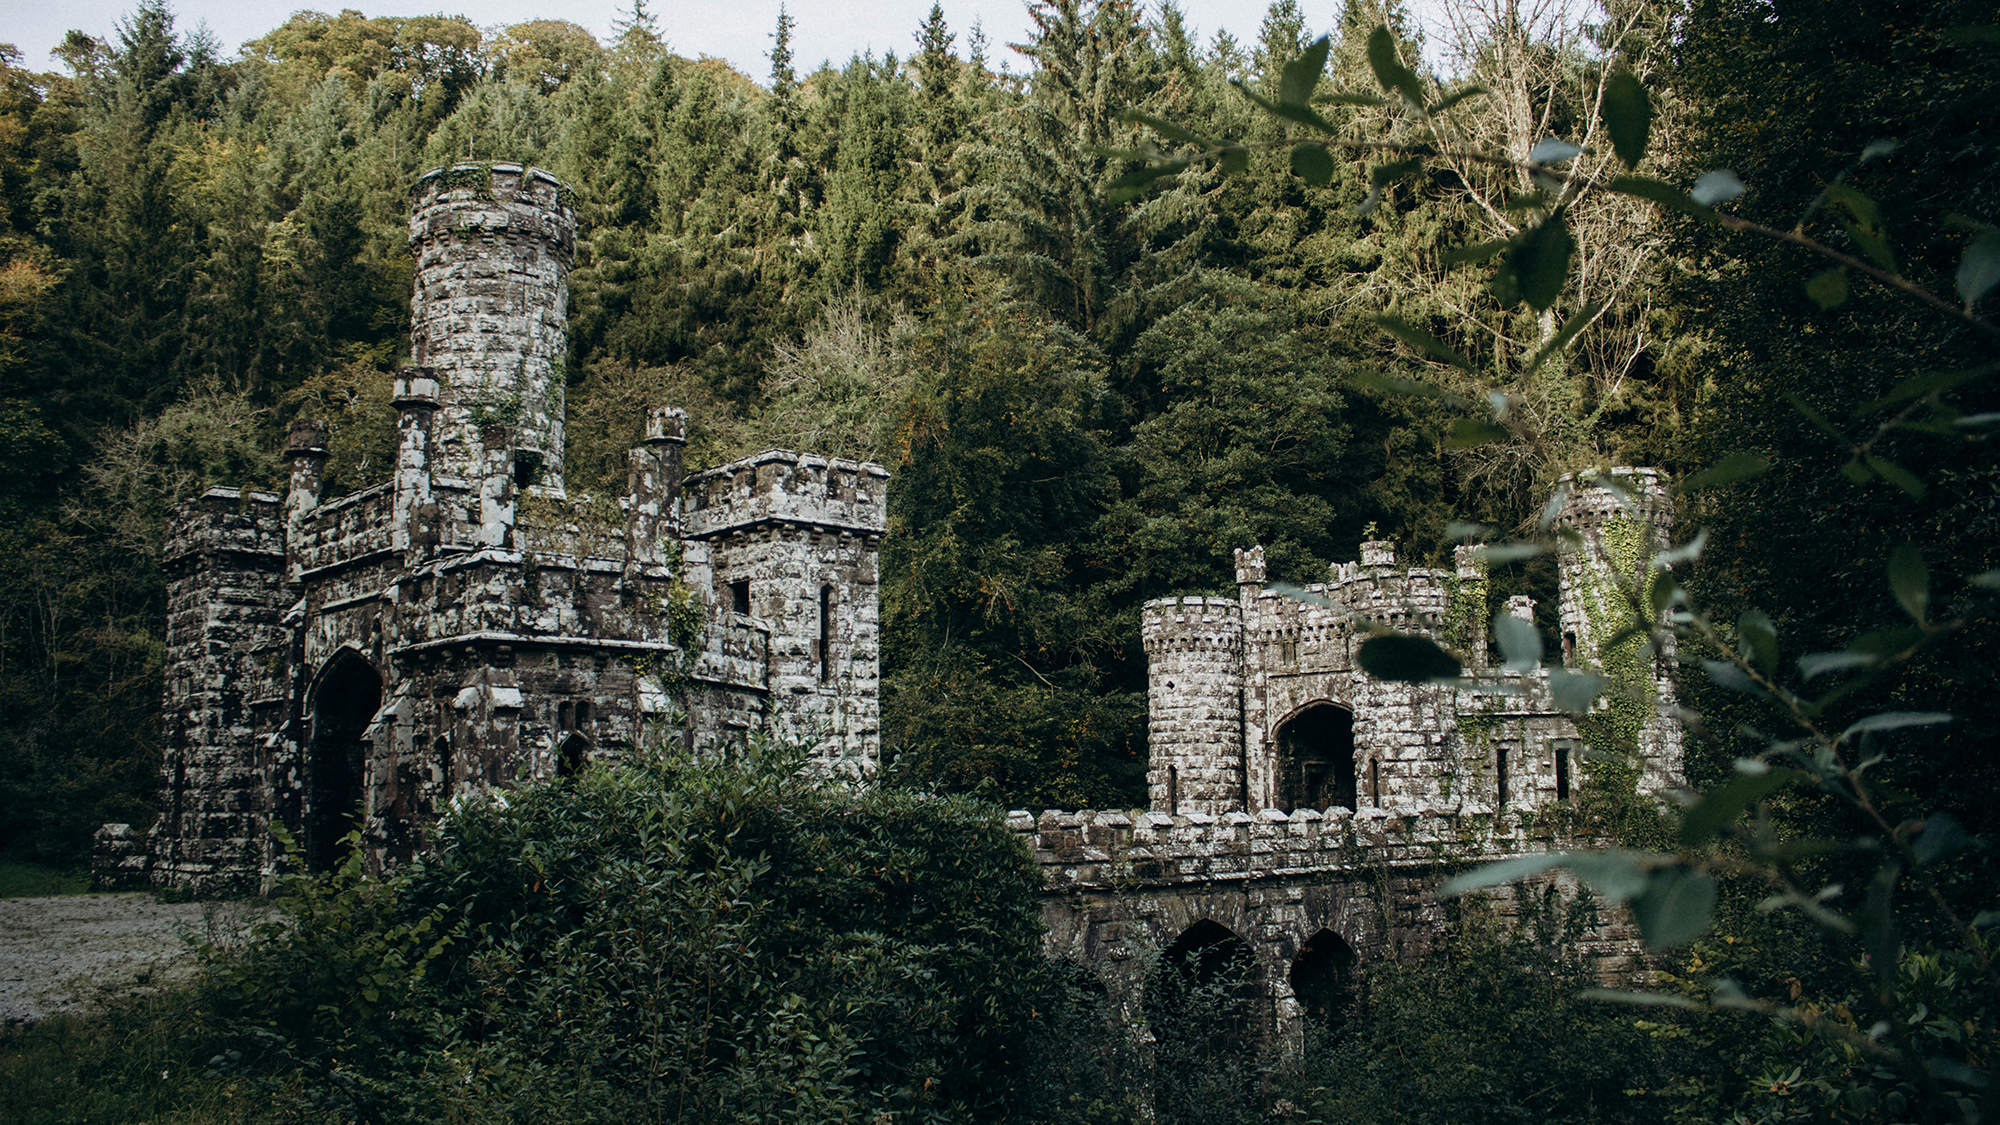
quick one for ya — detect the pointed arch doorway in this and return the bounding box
[306,651,381,872]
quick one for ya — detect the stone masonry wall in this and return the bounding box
[408,163,575,493]
[154,489,288,895]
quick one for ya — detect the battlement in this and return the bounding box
[1554,467,1671,531]
[681,449,889,540]
[1008,803,1553,891]
[1141,596,1243,654]
[408,163,576,258]
[164,487,285,568]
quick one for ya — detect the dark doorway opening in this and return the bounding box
[1276,703,1357,812]
[558,732,591,780]
[306,653,381,872]
[1289,928,1358,1035]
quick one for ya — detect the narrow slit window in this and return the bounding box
[730,580,750,615]
[1369,760,1381,806]
[818,586,832,683]
[1496,745,1508,812]
[1555,740,1572,800]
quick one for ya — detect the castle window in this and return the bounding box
[1167,765,1179,815]
[1554,739,1574,800]
[1562,631,1577,663]
[557,701,574,730]
[818,586,833,682]
[1369,760,1381,806]
[1275,703,1357,813]
[574,700,591,729]
[730,580,751,615]
[557,732,591,781]
[1496,745,1509,812]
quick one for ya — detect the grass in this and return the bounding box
[0,860,89,898]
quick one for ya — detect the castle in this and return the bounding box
[96,163,1683,1038]
[118,164,890,894]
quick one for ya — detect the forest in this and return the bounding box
[0,0,1997,1119]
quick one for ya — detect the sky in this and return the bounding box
[3,0,1451,81]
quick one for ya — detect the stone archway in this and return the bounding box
[1276,702,1356,812]
[1289,927,1359,1033]
[306,650,381,872]
[1146,920,1261,1121]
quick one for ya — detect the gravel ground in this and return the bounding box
[0,894,270,1024]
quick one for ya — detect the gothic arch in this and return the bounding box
[305,648,381,872]
[1288,927,1358,1032]
[1273,701,1357,812]
[557,731,592,780]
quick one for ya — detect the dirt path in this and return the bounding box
[0,894,269,1023]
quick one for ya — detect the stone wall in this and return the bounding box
[154,488,288,895]
[408,163,575,493]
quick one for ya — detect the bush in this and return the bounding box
[186,735,1089,1124]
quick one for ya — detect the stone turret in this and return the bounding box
[407,163,576,493]
[1554,468,1683,795]
[1143,596,1245,814]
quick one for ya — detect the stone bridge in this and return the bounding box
[1010,803,1642,1044]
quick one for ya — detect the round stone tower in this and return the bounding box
[408,163,577,493]
[1554,467,1683,794]
[1142,596,1246,815]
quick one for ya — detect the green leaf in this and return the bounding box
[1475,544,1548,566]
[1691,170,1745,206]
[1681,768,1804,847]
[1855,362,2000,416]
[1827,184,1897,271]
[1840,711,1952,740]
[1314,90,1388,107]
[1806,267,1850,310]
[1648,571,1680,619]
[1524,300,1607,372]
[1578,988,1703,1009]
[1280,36,1331,107]
[1370,157,1424,188]
[1232,82,1339,133]
[1493,612,1542,672]
[1602,70,1652,169]
[1958,229,2000,305]
[1351,370,1447,399]
[1911,812,1972,867]
[1566,851,1653,904]
[1607,175,1715,220]
[1548,668,1606,712]
[1798,651,1878,679]
[1106,159,1189,201]
[1702,659,1765,696]
[1439,852,1570,896]
[1512,213,1574,311]
[1374,315,1475,370]
[1847,625,1927,659]
[1117,111,1212,147]
[1219,146,1249,175]
[1969,568,2000,589]
[1357,633,1462,682]
[1291,145,1336,186]
[1783,391,1848,441]
[1860,137,1900,163]
[1528,137,1582,165]
[1630,867,1718,949]
[1866,454,1925,497]
[1445,416,1510,448]
[1426,84,1488,115]
[1737,610,1779,677]
[1443,239,1509,266]
[1888,544,1929,622]
[1365,26,1426,107]
[1678,451,1770,493]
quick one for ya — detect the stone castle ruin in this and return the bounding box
[96,161,1684,1043]
[110,164,889,894]
[1019,468,1684,1038]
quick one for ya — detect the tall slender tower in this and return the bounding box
[407,163,576,493]
[1142,596,1246,814]
[1555,468,1684,795]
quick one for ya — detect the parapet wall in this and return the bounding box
[1010,803,1551,892]
[682,450,889,539]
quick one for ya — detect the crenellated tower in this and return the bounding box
[1555,468,1683,795]
[407,163,576,493]
[1142,596,1246,814]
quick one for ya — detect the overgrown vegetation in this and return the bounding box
[2,0,1996,1120]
